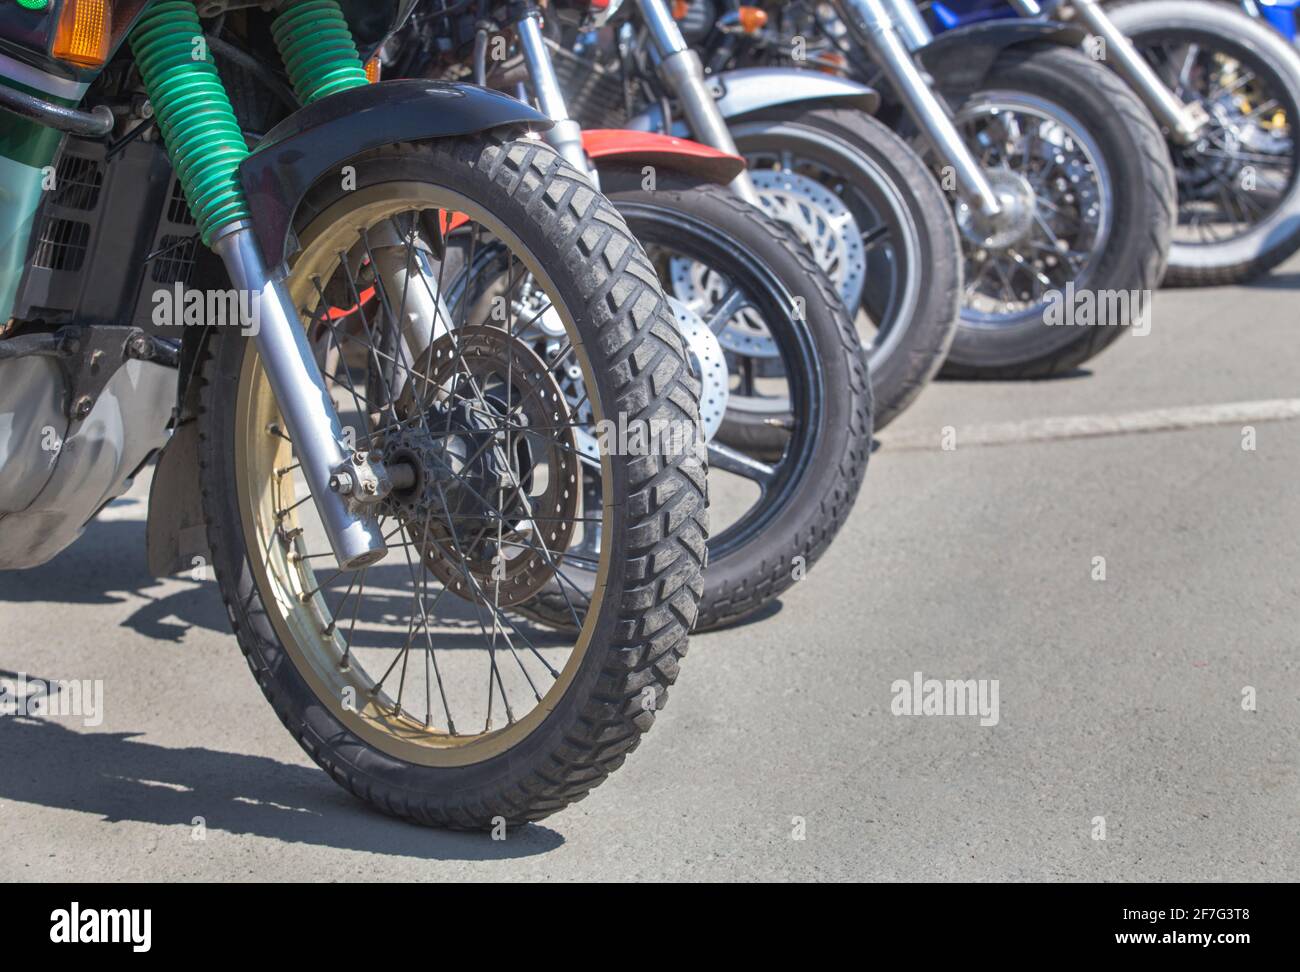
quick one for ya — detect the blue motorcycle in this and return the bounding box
[1237,0,1300,43]
[931,0,1300,286]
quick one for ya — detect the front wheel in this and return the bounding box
[728,106,960,430]
[932,43,1176,378]
[197,135,706,829]
[519,172,872,632]
[1108,0,1300,286]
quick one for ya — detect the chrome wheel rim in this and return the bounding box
[947,92,1113,330]
[1135,31,1297,247]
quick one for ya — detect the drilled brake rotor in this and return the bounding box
[380,325,580,606]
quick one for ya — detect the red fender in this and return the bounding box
[581,129,747,185]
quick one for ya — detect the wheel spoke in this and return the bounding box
[708,441,776,488]
[249,193,666,761]
[704,285,750,335]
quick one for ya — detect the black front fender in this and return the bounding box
[239,79,553,268]
[917,21,1089,103]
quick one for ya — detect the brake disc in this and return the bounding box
[381,325,580,606]
[749,168,866,313]
[666,168,864,358]
[669,297,727,442]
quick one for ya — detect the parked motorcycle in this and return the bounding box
[924,1,1300,286]
[529,0,960,431]
[925,1,1300,288]
[1232,0,1300,43]
[725,0,1177,378]
[389,0,873,631]
[0,0,706,828]
[1096,0,1300,285]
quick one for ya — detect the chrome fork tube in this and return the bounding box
[515,11,595,180]
[835,0,1004,217]
[887,0,935,49]
[368,236,454,402]
[1068,0,1206,145]
[1005,0,1044,15]
[211,223,388,570]
[634,0,762,205]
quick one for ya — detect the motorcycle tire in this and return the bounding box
[933,43,1176,378]
[196,135,706,829]
[518,170,873,633]
[1108,0,1300,286]
[727,105,959,432]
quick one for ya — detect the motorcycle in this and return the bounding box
[388,0,874,632]
[722,0,1177,378]
[1091,0,1300,285]
[531,0,961,432]
[0,0,706,828]
[925,1,1300,286]
[1234,0,1300,43]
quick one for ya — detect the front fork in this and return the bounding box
[212,224,389,568]
[1061,0,1208,145]
[836,0,1209,224]
[132,0,389,569]
[513,10,591,180]
[513,0,761,203]
[1007,0,1208,144]
[632,0,763,205]
[834,0,1004,218]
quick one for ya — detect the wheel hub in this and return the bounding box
[379,325,580,606]
[382,399,518,533]
[669,256,777,359]
[1182,99,1287,199]
[956,169,1038,250]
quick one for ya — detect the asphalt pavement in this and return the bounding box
[2,259,1297,881]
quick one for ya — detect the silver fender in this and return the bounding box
[626,67,880,135]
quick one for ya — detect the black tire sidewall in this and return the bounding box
[200,139,668,817]
[601,174,871,628]
[727,107,960,428]
[939,44,1174,373]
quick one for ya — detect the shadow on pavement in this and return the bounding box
[708,596,783,630]
[936,366,1093,384]
[1245,270,1300,291]
[0,716,564,861]
[0,510,572,649]
[0,519,231,642]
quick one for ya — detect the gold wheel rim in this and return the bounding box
[234,181,613,768]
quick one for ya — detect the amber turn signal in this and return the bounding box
[737,6,768,34]
[364,55,381,84]
[52,0,112,69]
